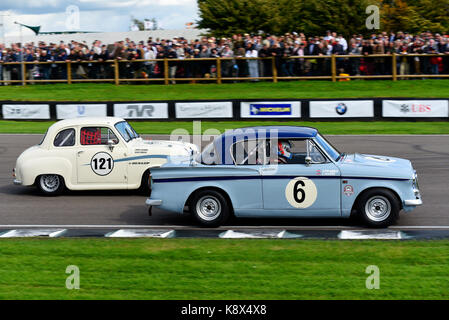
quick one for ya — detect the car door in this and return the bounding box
[76,126,128,185]
[261,138,341,217]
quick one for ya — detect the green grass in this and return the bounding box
[0,80,449,101]
[0,120,448,135]
[0,239,447,300]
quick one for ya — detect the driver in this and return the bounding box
[277,140,293,164]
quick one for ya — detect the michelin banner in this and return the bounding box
[56,104,107,119]
[383,100,449,118]
[114,103,169,119]
[310,101,374,118]
[2,104,50,120]
[241,101,301,118]
[175,102,233,119]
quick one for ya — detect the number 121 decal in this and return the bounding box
[91,152,114,176]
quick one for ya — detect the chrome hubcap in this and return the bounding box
[365,196,391,222]
[40,175,60,193]
[196,196,221,221]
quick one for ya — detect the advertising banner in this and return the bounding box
[310,101,374,118]
[56,104,107,119]
[240,101,301,118]
[2,104,50,120]
[383,100,449,117]
[114,103,169,119]
[175,102,233,118]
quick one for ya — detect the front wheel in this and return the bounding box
[190,190,231,227]
[357,189,400,228]
[37,174,65,196]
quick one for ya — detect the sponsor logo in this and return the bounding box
[400,103,432,114]
[344,185,354,196]
[250,104,292,116]
[4,107,41,117]
[127,105,154,117]
[77,105,86,116]
[335,103,348,115]
[316,169,338,176]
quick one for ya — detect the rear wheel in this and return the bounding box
[190,190,231,227]
[357,188,399,228]
[37,174,65,196]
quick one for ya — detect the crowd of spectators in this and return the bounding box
[1,30,449,83]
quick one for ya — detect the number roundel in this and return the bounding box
[285,177,318,209]
[91,152,114,176]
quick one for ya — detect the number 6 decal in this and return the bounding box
[91,152,114,176]
[285,177,317,209]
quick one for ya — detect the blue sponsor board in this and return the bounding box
[250,104,292,116]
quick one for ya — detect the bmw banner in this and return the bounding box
[114,103,169,119]
[383,100,449,118]
[56,104,107,119]
[2,104,50,119]
[241,101,301,118]
[309,101,374,118]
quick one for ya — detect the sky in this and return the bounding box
[0,0,199,37]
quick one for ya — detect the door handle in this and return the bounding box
[77,151,84,156]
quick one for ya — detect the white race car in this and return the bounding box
[13,117,198,195]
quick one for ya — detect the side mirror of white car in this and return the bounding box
[108,140,115,152]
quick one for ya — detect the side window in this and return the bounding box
[270,139,327,165]
[232,140,267,165]
[80,127,119,146]
[54,129,75,147]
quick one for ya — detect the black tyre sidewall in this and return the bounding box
[191,190,230,227]
[37,175,65,196]
[358,188,400,228]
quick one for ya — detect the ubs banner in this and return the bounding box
[383,100,449,118]
[309,100,374,118]
[2,104,50,120]
[175,102,233,119]
[114,103,169,119]
[240,101,301,118]
[56,104,107,119]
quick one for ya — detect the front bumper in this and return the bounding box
[145,199,162,207]
[13,179,22,186]
[404,198,423,206]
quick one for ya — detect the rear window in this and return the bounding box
[54,128,75,147]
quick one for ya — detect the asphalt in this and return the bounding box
[0,134,448,228]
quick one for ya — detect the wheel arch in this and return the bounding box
[350,186,402,217]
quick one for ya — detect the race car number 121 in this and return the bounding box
[285,177,317,208]
[91,152,114,176]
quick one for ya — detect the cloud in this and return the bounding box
[0,0,199,36]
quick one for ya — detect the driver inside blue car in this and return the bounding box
[277,140,293,164]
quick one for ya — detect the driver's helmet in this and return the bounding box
[277,140,292,160]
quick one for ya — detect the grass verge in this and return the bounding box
[0,120,448,135]
[0,80,449,101]
[0,238,447,300]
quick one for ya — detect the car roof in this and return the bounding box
[219,126,318,141]
[49,117,125,131]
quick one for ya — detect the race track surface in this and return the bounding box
[0,134,448,228]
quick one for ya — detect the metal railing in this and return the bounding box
[0,53,448,85]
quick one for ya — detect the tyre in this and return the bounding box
[37,174,65,196]
[139,170,151,195]
[357,188,400,228]
[190,190,231,227]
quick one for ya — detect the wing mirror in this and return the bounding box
[305,156,312,166]
[108,140,115,152]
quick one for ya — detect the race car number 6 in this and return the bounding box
[91,152,114,176]
[285,177,317,208]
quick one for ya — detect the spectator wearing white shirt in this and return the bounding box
[246,43,259,80]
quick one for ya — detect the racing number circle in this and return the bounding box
[285,177,317,209]
[91,152,114,176]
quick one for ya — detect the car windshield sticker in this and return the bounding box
[91,152,114,176]
[285,177,318,209]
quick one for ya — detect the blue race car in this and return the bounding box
[146,126,422,228]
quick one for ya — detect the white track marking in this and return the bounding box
[105,229,175,238]
[338,230,407,240]
[0,229,66,238]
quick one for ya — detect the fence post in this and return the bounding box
[21,61,26,86]
[331,55,337,82]
[67,61,72,84]
[164,58,169,85]
[114,59,120,85]
[217,57,222,84]
[392,53,397,81]
[272,57,278,83]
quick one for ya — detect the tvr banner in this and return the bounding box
[114,103,169,119]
